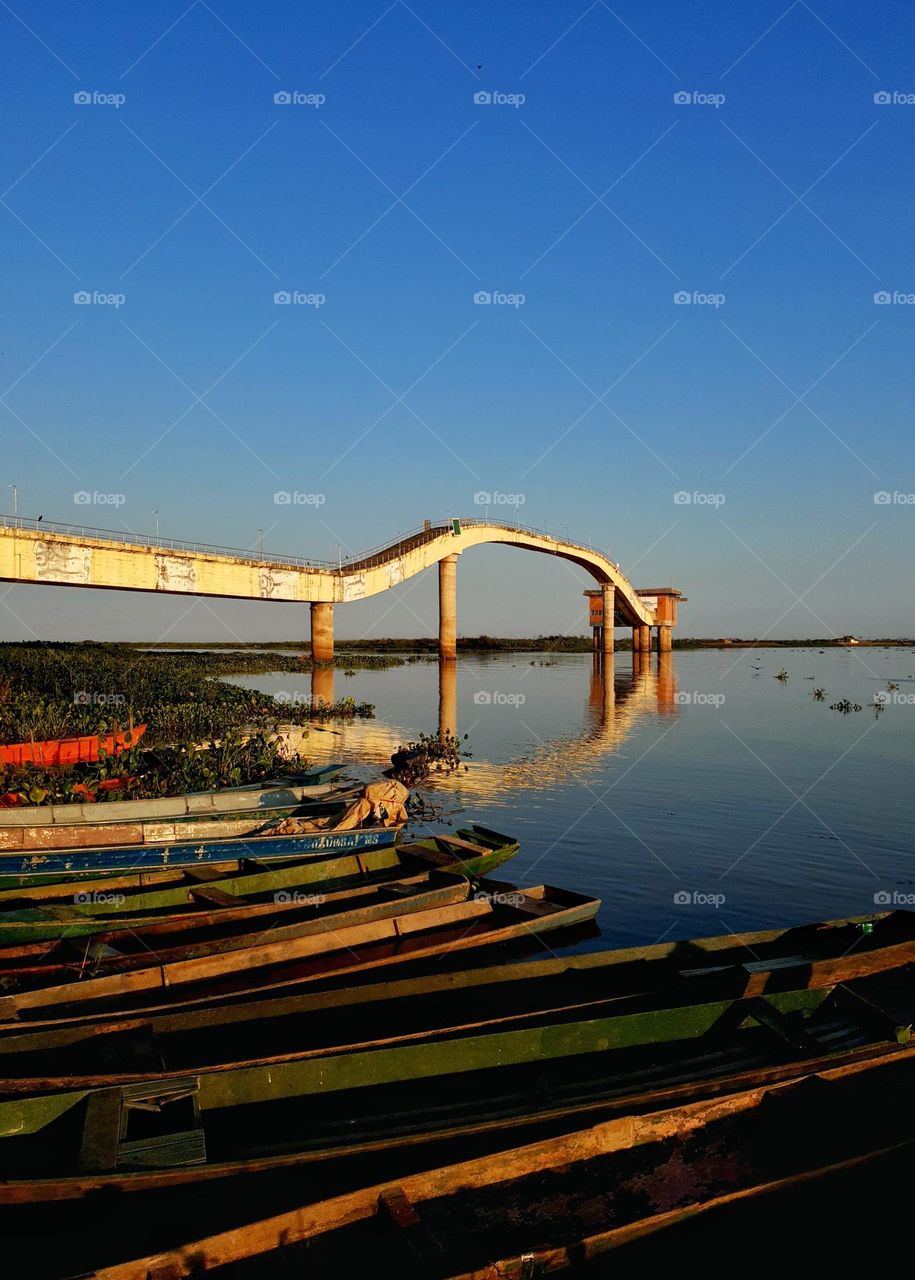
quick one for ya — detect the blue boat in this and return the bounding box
[0,824,400,880]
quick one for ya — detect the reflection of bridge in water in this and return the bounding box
[292,652,677,802]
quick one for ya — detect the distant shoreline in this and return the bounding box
[14,637,909,653]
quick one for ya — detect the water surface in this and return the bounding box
[227,647,915,950]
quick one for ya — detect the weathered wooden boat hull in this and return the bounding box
[0,764,344,830]
[0,822,399,881]
[0,826,519,936]
[33,1050,915,1280]
[0,870,479,969]
[0,787,361,855]
[0,883,596,1023]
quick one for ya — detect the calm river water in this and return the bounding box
[227,647,915,951]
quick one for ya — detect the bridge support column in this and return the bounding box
[631,627,640,653]
[439,554,458,660]
[659,624,672,653]
[639,624,650,654]
[310,602,334,663]
[601,585,614,658]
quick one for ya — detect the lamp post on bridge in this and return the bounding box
[9,485,16,525]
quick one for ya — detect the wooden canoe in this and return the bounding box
[0,817,400,880]
[0,913,908,1085]
[81,1050,915,1280]
[0,724,147,768]
[0,764,344,828]
[0,974,904,1167]
[0,825,518,927]
[0,883,598,1023]
[0,868,478,968]
[0,785,361,855]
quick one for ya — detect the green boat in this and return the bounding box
[0,825,519,945]
[0,882,598,1023]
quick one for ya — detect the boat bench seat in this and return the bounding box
[188,885,245,908]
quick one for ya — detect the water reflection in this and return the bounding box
[285,652,679,803]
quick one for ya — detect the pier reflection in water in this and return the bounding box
[288,651,679,804]
[227,644,915,949]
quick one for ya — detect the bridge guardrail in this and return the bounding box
[0,513,640,600]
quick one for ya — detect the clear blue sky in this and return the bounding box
[1,1,912,641]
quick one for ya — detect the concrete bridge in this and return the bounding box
[0,515,684,658]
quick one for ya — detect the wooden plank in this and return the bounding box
[743,998,823,1055]
[118,1130,207,1169]
[78,1087,123,1172]
[188,885,246,908]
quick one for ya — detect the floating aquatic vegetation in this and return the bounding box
[390,730,472,787]
[830,699,862,714]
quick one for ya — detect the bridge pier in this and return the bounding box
[601,584,614,658]
[658,624,672,653]
[439,554,458,660]
[310,602,334,663]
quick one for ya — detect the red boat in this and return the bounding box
[0,724,147,768]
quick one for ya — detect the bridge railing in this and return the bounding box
[0,515,336,569]
[0,513,642,600]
